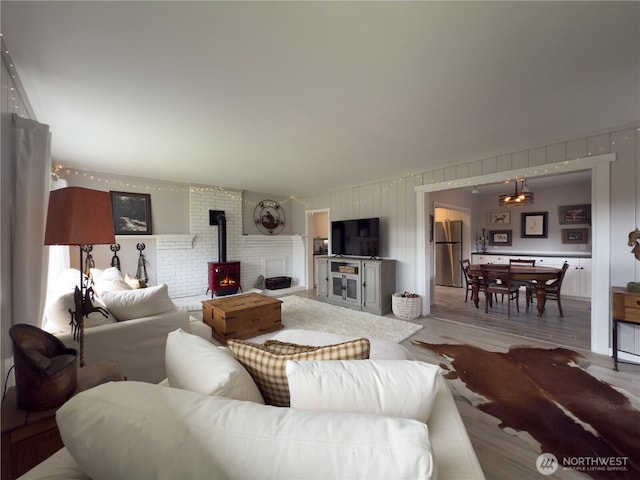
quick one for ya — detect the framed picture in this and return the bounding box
[489,230,512,246]
[110,191,152,235]
[558,204,591,225]
[521,212,548,238]
[562,228,589,244]
[488,210,511,226]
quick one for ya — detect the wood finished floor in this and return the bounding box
[295,288,639,479]
[431,285,591,351]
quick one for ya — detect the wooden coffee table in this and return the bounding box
[202,293,283,344]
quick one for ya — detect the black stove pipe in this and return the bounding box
[209,210,227,262]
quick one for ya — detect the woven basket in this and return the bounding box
[338,266,357,274]
[392,294,422,321]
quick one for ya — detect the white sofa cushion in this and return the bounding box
[124,273,146,289]
[271,329,415,359]
[51,268,86,296]
[57,381,435,480]
[165,329,264,403]
[93,267,131,294]
[100,284,176,321]
[287,359,442,422]
[227,338,370,406]
[45,292,116,334]
[56,309,190,384]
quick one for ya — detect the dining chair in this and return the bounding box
[459,259,473,302]
[527,262,569,317]
[480,264,520,317]
[509,258,536,290]
[509,258,536,267]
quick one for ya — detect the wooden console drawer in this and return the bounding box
[613,289,640,324]
[612,287,640,371]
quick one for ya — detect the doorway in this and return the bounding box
[305,209,330,291]
[433,206,470,289]
[416,154,614,356]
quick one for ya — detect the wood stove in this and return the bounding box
[208,210,241,297]
[207,261,241,297]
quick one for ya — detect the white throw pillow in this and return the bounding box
[271,329,414,360]
[286,360,442,422]
[99,284,176,321]
[124,273,145,289]
[93,267,131,295]
[89,267,104,284]
[52,269,86,296]
[57,382,435,480]
[45,292,116,333]
[165,329,264,403]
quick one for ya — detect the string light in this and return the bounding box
[56,166,313,209]
[49,123,637,211]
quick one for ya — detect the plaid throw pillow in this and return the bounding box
[227,338,371,407]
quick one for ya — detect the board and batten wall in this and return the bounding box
[2,39,638,360]
[294,126,640,360]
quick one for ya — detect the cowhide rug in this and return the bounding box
[412,342,640,479]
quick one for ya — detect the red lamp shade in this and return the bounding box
[45,187,116,246]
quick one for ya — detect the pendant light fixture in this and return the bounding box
[499,180,534,206]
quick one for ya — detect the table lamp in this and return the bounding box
[44,187,116,366]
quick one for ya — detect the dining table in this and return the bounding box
[468,264,563,317]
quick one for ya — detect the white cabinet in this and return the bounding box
[578,258,591,298]
[315,257,329,298]
[315,256,396,315]
[557,257,581,297]
[362,260,397,315]
[471,254,488,264]
[329,264,361,309]
[472,254,510,264]
[531,256,554,267]
[555,257,591,298]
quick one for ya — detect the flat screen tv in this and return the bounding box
[331,217,380,258]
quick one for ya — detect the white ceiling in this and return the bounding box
[2,1,638,197]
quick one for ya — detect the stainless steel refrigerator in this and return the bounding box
[435,220,462,287]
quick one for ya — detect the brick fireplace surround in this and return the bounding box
[150,188,304,298]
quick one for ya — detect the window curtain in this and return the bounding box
[11,114,51,329]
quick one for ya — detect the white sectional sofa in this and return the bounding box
[18,329,485,480]
[44,268,190,383]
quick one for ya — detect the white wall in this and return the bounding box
[55,177,306,297]
[241,190,293,236]
[434,180,593,254]
[294,177,420,294]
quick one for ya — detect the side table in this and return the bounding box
[612,287,640,371]
[1,360,124,480]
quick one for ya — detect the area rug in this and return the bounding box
[183,293,422,343]
[272,295,422,343]
[413,341,640,479]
